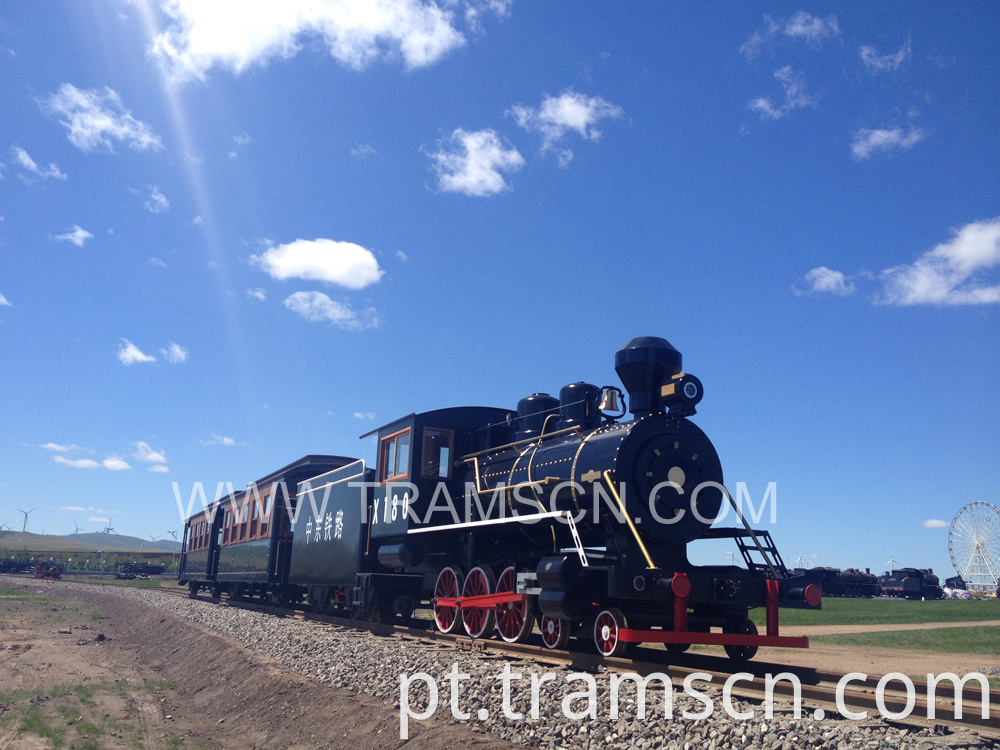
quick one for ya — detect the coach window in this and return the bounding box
[260,494,272,536]
[379,428,411,482]
[421,428,454,479]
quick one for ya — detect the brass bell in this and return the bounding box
[598,388,620,413]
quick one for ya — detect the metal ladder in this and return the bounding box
[733,528,790,579]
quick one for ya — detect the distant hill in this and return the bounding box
[63,532,181,552]
[0,530,181,553]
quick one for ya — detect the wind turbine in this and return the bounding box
[167,530,179,567]
[886,556,897,572]
[17,508,36,533]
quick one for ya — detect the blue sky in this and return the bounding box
[1,2,997,579]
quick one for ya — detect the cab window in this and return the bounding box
[420,428,454,479]
[379,428,411,482]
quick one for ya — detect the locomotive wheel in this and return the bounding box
[188,582,199,598]
[462,566,496,639]
[665,642,691,654]
[495,566,533,643]
[594,608,629,657]
[433,566,464,634]
[539,615,571,650]
[723,617,759,661]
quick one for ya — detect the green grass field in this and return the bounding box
[813,626,1000,656]
[752,597,1000,627]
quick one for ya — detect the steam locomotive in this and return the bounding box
[179,337,820,660]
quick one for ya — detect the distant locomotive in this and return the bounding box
[878,568,942,600]
[179,337,820,660]
[791,567,881,598]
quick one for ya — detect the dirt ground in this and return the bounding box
[0,581,517,749]
[686,620,1000,677]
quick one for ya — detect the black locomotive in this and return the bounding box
[792,567,882,598]
[878,568,942,600]
[179,337,820,660]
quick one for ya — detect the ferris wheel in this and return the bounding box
[948,501,1000,592]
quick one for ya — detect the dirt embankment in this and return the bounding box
[0,582,516,749]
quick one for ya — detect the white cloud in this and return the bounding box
[55,225,94,246]
[351,143,377,159]
[54,455,100,469]
[150,257,168,269]
[202,433,236,446]
[102,456,131,471]
[783,12,840,45]
[145,185,170,213]
[160,342,188,363]
[740,13,840,59]
[749,66,814,120]
[62,506,87,512]
[860,40,910,73]
[39,84,162,153]
[799,266,856,296]
[117,339,157,365]
[922,519,949,529]
[510,90,623,166]
[12,146,66,180]
[88,516,110,524]
[250,238,383,288]
[396,250,408,262]
[148,0,505,82]
[133,441,167,464]
[234,132,251,146]
[879,217,1000,305]
[0,293,10,307]
[193,215,203,225]
[354,411,376,420]
[429,128,524,196]
[41,442,88,453]
[247,287,267,301]
[284,291,378,329]
[851,127,926,160]
[149,464,170,473]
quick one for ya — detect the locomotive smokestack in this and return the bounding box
[614,336,683,418]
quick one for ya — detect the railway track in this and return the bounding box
[158,584,999,742]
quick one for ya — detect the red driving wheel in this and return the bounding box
[462,566,496,638]
[433,566,464,634]
[494,566,533,643]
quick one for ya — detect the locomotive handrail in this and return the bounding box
[459,424,584,461]
[407,509,590,567]
[602,470,656,570]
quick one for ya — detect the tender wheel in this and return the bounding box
[539,615,570,650]
[462,566,496,638]
[594,608,629,657]
[433,566,464,634]
[495,567,533,643]
[665,642,691,654]
[723,617,759,661]
[188,582,199,598]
